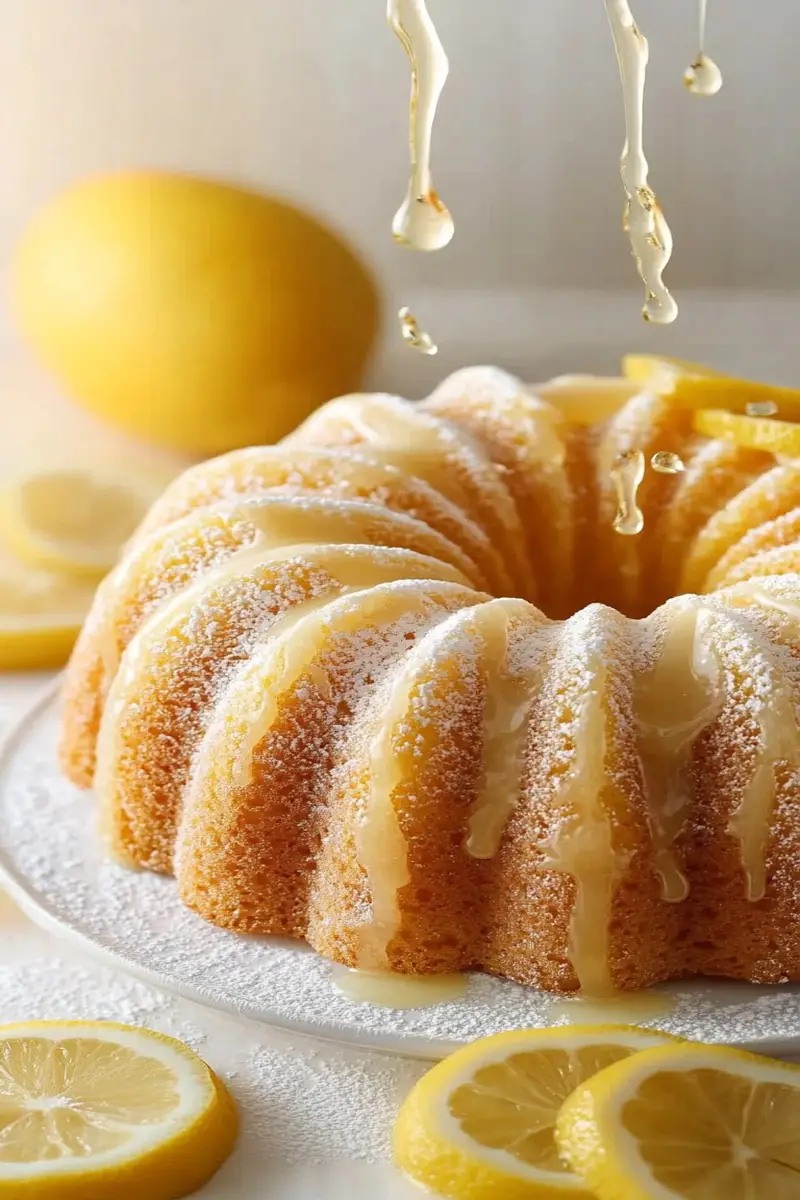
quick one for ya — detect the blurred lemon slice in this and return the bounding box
[622,354,720,387]
[0,1020,237,1200]
[0,464,175,579]
[0,551,96,669]
[557,1041,800,1200]
[676,377,800,419]
[694,409,800,457]
[393,1025,675,1200]
[623,354,800,419]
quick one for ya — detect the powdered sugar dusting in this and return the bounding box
[717,541,800,589]
[287,393,534,598]
[45,370,800,1056]
[705,502,800,588]
[5,690,800,1054]
[0,950,429,1169]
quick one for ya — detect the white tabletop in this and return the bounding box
[0,673,425,1199]
[4,672,798,1199]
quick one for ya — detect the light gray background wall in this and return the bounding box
[0,0,798,430]
[0,0,796,296]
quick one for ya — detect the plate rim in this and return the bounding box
[0,682,469,1060]
[2,683,800,1060]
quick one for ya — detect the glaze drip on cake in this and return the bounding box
[61,367,800,994]
[465,599,548,860]
[536,612,624,997]
[712,604,800,902]
[359,618,441,968]
[634,603,721,902]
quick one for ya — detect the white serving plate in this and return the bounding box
[2,685,800,1059]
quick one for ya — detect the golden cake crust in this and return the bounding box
[60,369,800,993]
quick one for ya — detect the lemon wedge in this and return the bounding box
[0,465,174,579]
[0,1021,237,1199]
[556,1041,800,1200]
[693,408,800,457]
[393,1025,675,1200]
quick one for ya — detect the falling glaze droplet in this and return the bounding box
[746,399,779,418]
[684,53,723,97]
[605,1,678,325]
[651,450,686,474]
[388,0,454,251]
[398,306,438,355]
[685,0,722,97]
[611,449,646,535]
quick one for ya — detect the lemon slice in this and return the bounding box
[0,1021,237,1199]
[680,379,800,420]
[393,1025,676,1200]
[624,353,800,418]
[534,376,646,425]
[694,409,800,457]
[557,1041,800,1200]
[623,354,800,419]
[621,354,720,387]
[0,550,97,669]
[0,465,175,579]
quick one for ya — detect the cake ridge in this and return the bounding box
[60,368,800,993]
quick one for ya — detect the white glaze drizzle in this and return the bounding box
[465,600,546,858]
[388,0,454,250]
[604,0,678,323]
[635,604,723,902]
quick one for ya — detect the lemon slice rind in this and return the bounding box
[0,465,174,579]
[394,1024,679,1200]
[0,1020,237,1200]
[556,1041,800,1200]
[0,560,96,668]
[623,354,800,421]
[675,377,800,419]
[0,620,84,671]
[622,354,721,387]
[694,409,800,457]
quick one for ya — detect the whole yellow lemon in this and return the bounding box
[10,172,380,455]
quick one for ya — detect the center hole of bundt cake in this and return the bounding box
[536,575,679,624]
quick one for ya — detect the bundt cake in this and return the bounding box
[60,366,800,996]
